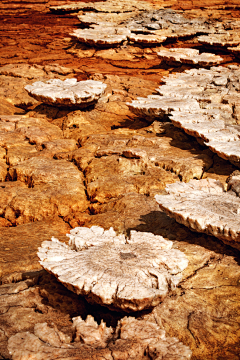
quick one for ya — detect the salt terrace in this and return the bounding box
[0,0,240,359]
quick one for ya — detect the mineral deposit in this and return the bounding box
[38,226,188,311]
[155,178,240,250]
[25,78,107,107]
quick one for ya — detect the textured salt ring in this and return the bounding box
[128,65,240,166]
[158,66,240,166]
[25,78,107,108]
[197,34,240,48]
[127,95,200,119]
[157,48,224,66]
[155,178,240,251]
[70,26,130,46]
[38,226,188,312]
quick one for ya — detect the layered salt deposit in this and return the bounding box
[196,19,240,49]
[157,48,224,66]
[198,33,240,47]
[155,178,240,250]
[128,32,167,45]
[128,65,240,167]
[25,78,107,107]
[69,5,233,47]
[70,26,131,46]
[229,44,240,56]
[8,315,192,360]
[125,8,212,44]
[127,96,200,119]
[38,226,188,311]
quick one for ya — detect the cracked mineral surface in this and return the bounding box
[155,178,240,250]
[25,78,107,107]
[38,226,188,311]
[128,65,240,167]
[1,0,240,359]
[68,7,240,48]
[157,48,224,66]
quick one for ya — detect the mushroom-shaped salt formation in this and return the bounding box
[157,48,224,67]
[196,19,240,48]
[160,66,240,167]
[228,45,240,56]
[38,226,188,312]
[70,26,131,46]
[155,178,240,251]
[127,95,200,120]
[25,78,107,107]
[128,65,240,167]
[128,32,167,45]
[197,33,240,48]
[8,315,192,360]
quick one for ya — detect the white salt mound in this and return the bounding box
[38,226,188,312]
[25,78,107,107]
[155,178,240,250]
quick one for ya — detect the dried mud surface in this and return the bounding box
[0,0,240,359]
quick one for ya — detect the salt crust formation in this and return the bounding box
[197,19,240,49]
[1,3,240,360]
[127,65,240,167]
[70,27,131,46]
[71,5,240,49]
[71,7,215,46]
[157,48,224,66]
[38,226,188,311]
[124,9,211,44]
[198,33,240,48]
[67,3,240,48]
[229,44,240,56]
[8,316,192,360]
[155,178,240,250]
[0,72,213,228]
[25,78,107,107]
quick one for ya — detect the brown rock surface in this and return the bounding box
[0,158,89,225]
[7,315,192,360]
[9,157,84,185]
[79,130,212,205]
[0,159,7,181]
[0,218,70,280]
